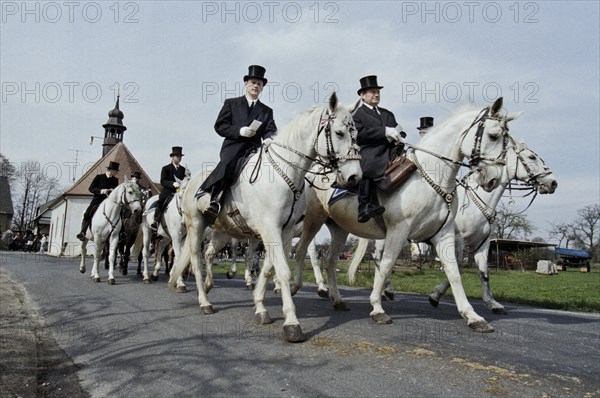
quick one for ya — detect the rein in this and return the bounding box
[249,108,360,229]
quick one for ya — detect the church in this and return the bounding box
[38,98,159,256]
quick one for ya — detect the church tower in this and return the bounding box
[101,96,127,156]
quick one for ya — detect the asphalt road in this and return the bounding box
[1,251,599,397]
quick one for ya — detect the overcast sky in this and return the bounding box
[1,0,598,242]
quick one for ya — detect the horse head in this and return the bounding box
[119,177,144,214]
[507,139,557,194]
[461,97,517,192]
[313,92,362,189]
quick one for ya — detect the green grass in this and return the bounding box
[213,260,600,313]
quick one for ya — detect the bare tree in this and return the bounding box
[13,161,62,231]
[548,221,572,247]
[493,202,535,240]
[574,203,600,252]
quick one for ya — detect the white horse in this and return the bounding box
[168,93,362,342]
[348,139,558,313]
[79,180,144,284]
[291,98,514,333]
[427,139,558,312]
[139,175,190,288]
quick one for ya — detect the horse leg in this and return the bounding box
[244,239,260,289]
[227,238,238,279]
[431,230,493,332]
[369,232,407,324]
[325,223,350,311]
[254,251,275,325]
[475,241,506,314]
[142,227,153,284]
[429,233,463,307]
[308,239,328,298]
[169,229,187,293]
[188,221,213,313]
[292,213,326,296]
[152,237,169,281]
[107,234,119,285]
[261,232,305,343]
[91,240,102,283]
[79,240,87,274]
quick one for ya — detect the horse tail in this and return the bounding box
[348,238,369,284]
[168,236,191,288]
[130,226,144,259]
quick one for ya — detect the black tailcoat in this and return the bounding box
[84,173,119,219]
[200,96,277,191]
[158,163,187,204]
[353,104,398,179]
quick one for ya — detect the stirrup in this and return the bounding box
[204,201,221,225]
[150,221,158,231]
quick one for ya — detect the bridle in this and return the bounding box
[249,107,361,227]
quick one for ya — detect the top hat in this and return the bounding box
[417,116,434,130]
[107,161,120,171]
[130,171,142,179]
[170,146,184,157]
[357,75,384,95]
[244,65,268,86]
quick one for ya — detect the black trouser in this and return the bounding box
[80,202,100,233]
[154,190,173,223]
[358,178,375,208]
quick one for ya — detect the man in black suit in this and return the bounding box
[77,161,120,240]
[200,65,277,224]
[150,147,187,231]
[353,75,406,223]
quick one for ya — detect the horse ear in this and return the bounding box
[490,97,503,115]
[348,99,361,115]
[124,176,129,183]
[185,164,191,177]
[328,92,339,112]
[506,111,523,122]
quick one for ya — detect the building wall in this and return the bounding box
[0,214,12,233]
[48,196,95,257]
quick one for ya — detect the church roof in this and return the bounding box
[64,142,159,196]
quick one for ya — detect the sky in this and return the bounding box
[1,0,599,243]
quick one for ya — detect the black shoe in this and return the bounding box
[150,221,158,231]
[358,204,385,223]
[204,202,221,225]
[76,232,86,241]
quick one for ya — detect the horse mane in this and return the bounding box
[272,105,324,146]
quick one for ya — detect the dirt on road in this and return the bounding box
[0,270,89,398]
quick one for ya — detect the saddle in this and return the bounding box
[377,154,417,193]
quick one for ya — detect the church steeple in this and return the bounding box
[101,95,127,156]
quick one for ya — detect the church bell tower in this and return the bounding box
[101,95,127,156]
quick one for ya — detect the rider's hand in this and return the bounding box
[173,182,180,189]
[396,124,407,139]
[385,127,401,143]
[101,189,109,195]
[240,127,256,138]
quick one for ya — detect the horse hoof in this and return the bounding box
[255,312,272,325]
[371,313,393,324]
[136,272,143,278]
[282,324,306,343]
[273,288,281,295]
[200,305,215,315]
[246,283,255,290]
[492,307,507,315]
[120,268,128,276]
[428,295,439,308]
[108,279,116,285]
[93,277,101,283]
[469,320,494,333]
[333,302,350,311]
[143,278,152,284]
[226,271,234,279]
[150,274,158,282]
[104,264,109,270]
[80,268,85,274]
[383,291,394,301]
[317,289,329,298]
[176,286,188,293]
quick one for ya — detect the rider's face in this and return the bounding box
[245,79,264,99]
[172,155,182,165]
[360,89,380,107]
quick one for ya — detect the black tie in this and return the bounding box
[249,101,255,114]
[373,106,378,115]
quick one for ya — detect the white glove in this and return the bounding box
[101,189,110,195]
[240,127,256,138]
[173,182,180,189]
[385,127,401,143]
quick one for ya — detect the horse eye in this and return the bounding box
[335,130,344,138]
[488,134,499,141]
[528,154,536,160]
